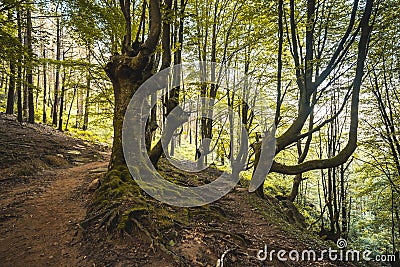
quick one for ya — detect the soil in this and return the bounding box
[0,161,107,267]
[0,113,361,267]
[0,113,108,266]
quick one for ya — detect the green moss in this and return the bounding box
[87,164,190,237]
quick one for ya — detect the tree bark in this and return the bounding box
[6,9,15,115]
[106,0,161,170]
[52,17,61,126]
[26,9,34,124]
[146,0,175,165]
[58,68,66,131]
[16,9,22,123]
[6,61,15,115]
[42,48,47,123]
[83,50,91,131]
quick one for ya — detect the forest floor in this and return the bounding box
[0,113,366,267]
[0,113,108,266]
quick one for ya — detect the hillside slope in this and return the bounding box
[0,113,361,266]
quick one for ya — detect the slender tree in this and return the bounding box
[16,8,23,123]
[42,48,47,123]
[52,17,61,126]
[6,60,15,115]
[26,8,34,124]
[82,49,91,131]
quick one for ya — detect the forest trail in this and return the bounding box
[0,114,354,266]
[0,113,107,266]
[0,160,107,267]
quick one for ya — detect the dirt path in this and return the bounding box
[0,160,107,267]
[0,114,354,266]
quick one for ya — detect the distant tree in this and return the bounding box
[26,8,34,124]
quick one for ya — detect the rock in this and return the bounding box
[88,179,100,191]
[89,167,108,174]
[66,150,81,155]
[73,157,91,163]
[43,155,69,167]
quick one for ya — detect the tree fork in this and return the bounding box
[106,0,162,170]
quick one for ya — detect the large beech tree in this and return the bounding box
[105,0,162,170]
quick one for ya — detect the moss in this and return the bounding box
[87,164,188,236]
[120,169,132,182]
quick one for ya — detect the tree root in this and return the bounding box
[130,217,182,265]
[80,203,120,229]
[205,229,252,246]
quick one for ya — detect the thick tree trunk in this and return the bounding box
[108,77,146,168]
[106,0,161,170]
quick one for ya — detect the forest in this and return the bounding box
[0,0,400,266]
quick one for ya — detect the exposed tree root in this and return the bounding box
[83,165,188,265]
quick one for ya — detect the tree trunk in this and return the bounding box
[23,68,28,119]
[146,0,173,164]
[58,69,66,131]
[288,174,303,202]
[16,8,23,123]
[6,7,15,114]
[340,164,348,239]
[108,71,152,168]
[35,70,40,111]
[83,50,91,131]
[26,9,34,124]
[52,18,61,126]
[43,48,47,123]
[66,84,77,131]
[0,67,4,93]
[106,0,161,170]
[6,61,15,115]
[76,89,83,128]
